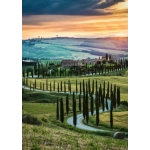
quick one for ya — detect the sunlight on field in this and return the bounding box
[27,76,128,101]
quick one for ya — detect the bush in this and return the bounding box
[120,101,128,107]
[22,114,42,125]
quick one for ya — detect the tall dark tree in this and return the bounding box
[50,82,52,92]
[83,80,85,93]
[90,95,94,115]
[96,91,99,126]
[60,81,62,92]
[58,83,59,93]
[66,94,69,115]
[73,93,77,127]
[83,91,86,119]
[85,92,89,124]
[43,83,44,91]
[110,99,113,129]
[54,80,55,91]
[96,80,98,94]
[60,98,64,123]
[92,80,94,95]
[76,79,78,94]
[34,79,36,89]
[31,69,33,78]
[70,83,71,94]
[56,98,59,120]
[106,53,108,60]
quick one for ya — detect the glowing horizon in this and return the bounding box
[22,0,128,40]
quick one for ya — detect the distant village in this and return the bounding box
[22,55,111,68]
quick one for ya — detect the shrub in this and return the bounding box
[120,101,128,107]
[22,114,42,125]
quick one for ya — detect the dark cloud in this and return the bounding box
[22,0,125,16]
[93,0,125,9]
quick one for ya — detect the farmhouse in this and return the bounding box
[61,60,82,68]
[61,57,103,68]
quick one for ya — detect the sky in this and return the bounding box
[22,0,128,39]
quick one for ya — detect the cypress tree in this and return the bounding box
[79,94,81,112]
[110,101,113,129]
[83,91,86,119]
[96,80,98,95]
[96,91,99,126]
[66,94,69,115]
[83,80,85,94]
[56,98,59,120]
[73,96,77,127]
[43,83,44,91]
[68,79,70,92]
[90,95,94,115]
[31,69,33,78]
[35,79,36,89]
[70,83,71,94]
[54,80,55,91]
[86,92,89,124]
[60,98,64,123]
[60,81,62,92]
[92,79,94,95]
[76,79,78,94]
[58,83,59,93]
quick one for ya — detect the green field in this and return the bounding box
[22,90,128,150]
[26,75,128,101]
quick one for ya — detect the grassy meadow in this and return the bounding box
[25,74,128,101]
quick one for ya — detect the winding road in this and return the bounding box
[23,85,113,133]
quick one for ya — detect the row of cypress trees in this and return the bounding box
[23,58,128,78]
[24,78,120,102]
[56,82,121,129]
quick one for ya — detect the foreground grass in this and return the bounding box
[23,123,128,150]
[87,111,128,132]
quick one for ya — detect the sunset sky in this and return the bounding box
[22,0,128,39]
